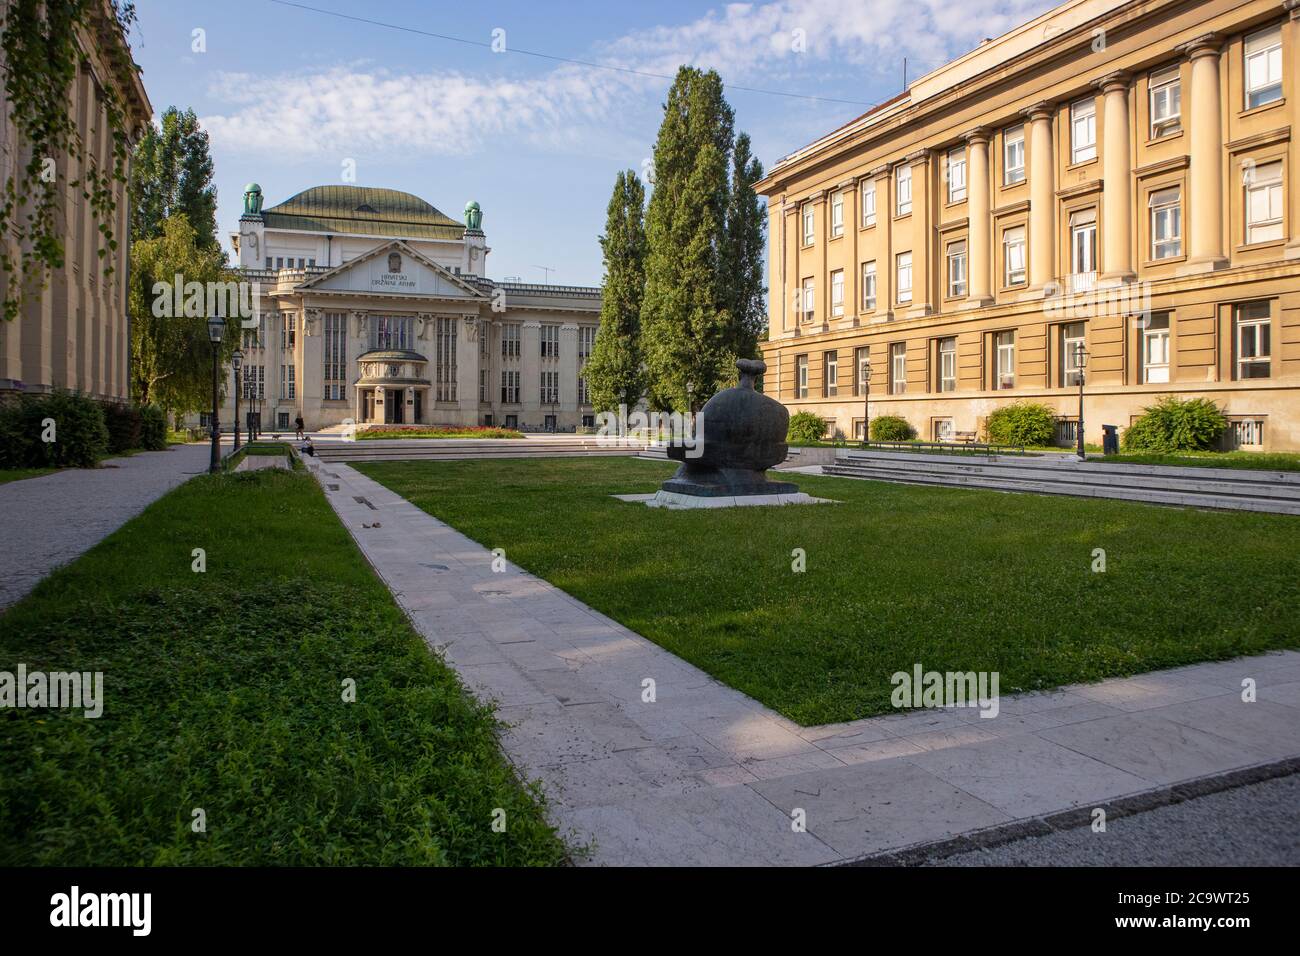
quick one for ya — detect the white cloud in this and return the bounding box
[200,0,1061,160]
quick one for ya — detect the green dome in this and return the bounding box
[262,185,465,240]
[244,182,261,193]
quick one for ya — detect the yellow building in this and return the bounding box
[0,0,152,402]
[758,0,1300,450]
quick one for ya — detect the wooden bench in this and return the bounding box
[952,431,978,444]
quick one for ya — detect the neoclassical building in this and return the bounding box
[760,0,1300,450]
[221,184,600,432]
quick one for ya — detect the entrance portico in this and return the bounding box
[354,349,431,424]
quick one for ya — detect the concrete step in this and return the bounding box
[822,461,1300,515]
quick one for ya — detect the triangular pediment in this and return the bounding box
[300,240,484,299]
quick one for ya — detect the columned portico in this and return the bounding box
[963,129,993,307]
[1179,35,1230,274]
[1023,102,1057,293]
[1097,73,1135,284]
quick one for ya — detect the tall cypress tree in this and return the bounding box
[721,132,766,366]
[640,67,735,414]
[585,170,647,415]
[130,107,219,252]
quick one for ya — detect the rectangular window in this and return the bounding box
[934,418,955,442]
[276,257,284,269]
[1150,186,1182,259]
[890,343,907,394]
[1245,26,1283,109]
[896,164,912,215]
[323,312,346,401]
[241,365,264,400]
[830,192,844,237]
[1004,126,1025,184]
[1061,322,1086,387]
[854,346,870,397]
[801,277,815,321]
[1071,99,1096,164]
[861,261,877,310]
[577,325,596,359]
[500,369,520,403]
[501,322,521,359]
[1004,226,1026,286]
[479,368,489,403]
[1070,208,1098,291]
[995,331,1015,389]
[1235,301,1271,379]
[1142,313,1170,383]
[540,370,559,404]
[435,317,457,402]
[281,364,296,399]
[896,252,912,305]
[578,376,590,405]
[830,269,845,316]
[1149,65,1182,137]
[540,323,560,359]
[823,350,838,397]
[307,258,315,268]
[281,313,296,350]
[796,354,809,398]
[861,180,877,226]
[242,314,264,350]
[947,147,967,202]
[264,257,272,270]
[1245,160,1283,244]
[802,204,814,244]
[938,337,957,392]
[947,240,968,298]
[371,315,414,351]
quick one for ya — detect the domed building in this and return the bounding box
[220,184,600,432]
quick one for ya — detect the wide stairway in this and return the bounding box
[821,450,1300,515]
[313,435,646,463]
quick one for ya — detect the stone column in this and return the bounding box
[1023,102,1057,292]
[905,150,932,317]
[963,129,993,306]
[1097,73,1134,283]
[1285,0,1300,259]
[1178,35,1229,273]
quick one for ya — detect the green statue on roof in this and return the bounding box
[243,183,263,216]
[464,200,482,231]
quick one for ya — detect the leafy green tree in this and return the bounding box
[130,106,220,251]
[721,132,766,366]
[128,214,237,415]
[640,67,735,413]
[585,170,647,415]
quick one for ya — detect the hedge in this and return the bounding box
[787,411,828,444]
[869,415,915,441]
[0,391,108,468]
[1122,396,1227,452]
[984,402,1056,446]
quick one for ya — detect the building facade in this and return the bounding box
[759,0,1300,450]
[224,184,600,432]
[0,0,153,402]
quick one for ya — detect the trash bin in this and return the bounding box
[1102,424,1119,456]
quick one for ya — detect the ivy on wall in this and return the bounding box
[0,0,137,323]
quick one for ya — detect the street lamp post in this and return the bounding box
[207,316,225,473]
[1074,341,1090,460]
[232,349,243,452]
[860,359,873,445]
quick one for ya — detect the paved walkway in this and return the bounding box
[313,459,1300,866]
[0,444,211,609]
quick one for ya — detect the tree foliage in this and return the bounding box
[128,214,237,415]
[129,106,220,251]
[585,170,647,414]
[720,132,766,366]
[0,0,137,323]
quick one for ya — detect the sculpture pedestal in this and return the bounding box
[660,465,798,498]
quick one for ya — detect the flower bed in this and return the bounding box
[356,425,524,440]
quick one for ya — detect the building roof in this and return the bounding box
[262,186,467,240]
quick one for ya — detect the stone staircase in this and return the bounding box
[820,450,1300,515]
[313,436,646,463]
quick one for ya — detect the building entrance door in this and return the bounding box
[362,389,375,423]
[413,391,423,424]
[385,395,405,425]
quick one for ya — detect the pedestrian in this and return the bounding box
[294,414,305,440]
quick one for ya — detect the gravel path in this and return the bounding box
[0,444,212,610]
[932,773,1300,866]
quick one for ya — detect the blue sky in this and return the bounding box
[131,0,1057,286]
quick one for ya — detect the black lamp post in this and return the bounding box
[232,349,243,452]
[1074,341,1090,460]
[207,316,225,473]
[860,359,873,445]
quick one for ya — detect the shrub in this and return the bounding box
[0,391,108,468]
[787,411,828,444]
[869,415,915,441]
[101,402,143,454]
[1122,396,1227,452]
[984,402,1056,446]
[138,405,168,450]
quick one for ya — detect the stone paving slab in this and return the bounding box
[312,458,1300,866]
[0,444,212,609]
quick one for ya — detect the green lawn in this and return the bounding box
[0,466,567,866]
[358,457,1300,725]
[1098,451,1300,472]
[0,468,56,485]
